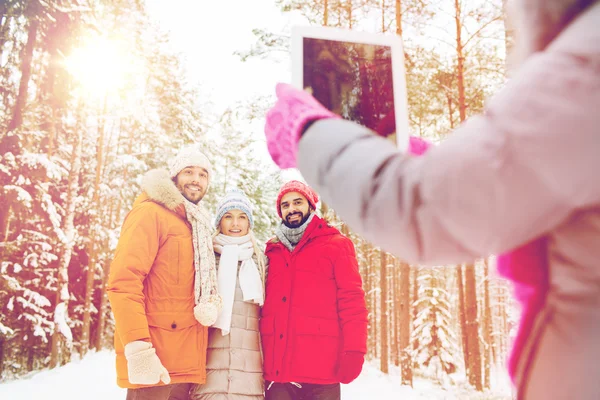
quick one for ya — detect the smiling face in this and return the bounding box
[218,209,250,237]
[279,191,312,228]
[174,166,209,204]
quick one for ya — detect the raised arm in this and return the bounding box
[298,51,600,266]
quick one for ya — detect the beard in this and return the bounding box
[283,210,311,228]
[182,191,201,204]
[176,182,205,205]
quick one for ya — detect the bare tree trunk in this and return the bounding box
[412,266,419,354]
[395,0,402,36]
[370,246,378,359]
[399,261,413,385]
[454,0,467,122]
[464,263,483,391]
[114,126,136,225]
[94,197,116,351]
[364,243,376,359]
[380,250,389,373]
[41,11,70,158]
[347,0,353,28]
[381,0,386,32]
[81,98,108,356]
[360,241,370,358]
[8,18,38,132]
[0,336,5,379]
[392,259,399,366]
[26,331,36,371]
[502,0,516,70]
[483,259,493,389]
[94,257,111,351]
[457,265,469,371]
[501,284,509,362]
[0,204,11,244]
[44,33,58,158]
[0,5,11,61]
[491,281,499,368]
[447,96,455,129]
[50,126,82,368]
[323,0,329,26]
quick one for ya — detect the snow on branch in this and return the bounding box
[0,322,14,336]
[54,302,73,344]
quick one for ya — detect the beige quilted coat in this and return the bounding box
[190,253,264,400]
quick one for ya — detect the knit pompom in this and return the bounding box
[193,294,223,326]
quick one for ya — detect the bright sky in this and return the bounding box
[141,1,503,185]
[145,0,306,182]
[145,0,297,112]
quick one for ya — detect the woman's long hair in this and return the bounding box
[249,230,267,299]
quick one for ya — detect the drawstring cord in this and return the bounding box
[266,382,303,391]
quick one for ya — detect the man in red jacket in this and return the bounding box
[260,180,368,400]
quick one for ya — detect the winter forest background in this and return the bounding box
[1,0,520,398]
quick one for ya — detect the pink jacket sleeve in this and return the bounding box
[297,50,600,266]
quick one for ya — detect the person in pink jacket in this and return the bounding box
[263,1,600,399]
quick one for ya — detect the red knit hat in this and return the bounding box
[276,180,319,218]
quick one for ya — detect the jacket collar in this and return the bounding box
[266,215,339,254]
[139,168,189,220]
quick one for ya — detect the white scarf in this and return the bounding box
[212,233,264,335]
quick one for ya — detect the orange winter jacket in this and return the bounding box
[107,169,208,389]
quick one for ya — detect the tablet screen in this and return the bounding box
[302,37,396,137]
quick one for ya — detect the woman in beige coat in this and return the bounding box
[191,189,266,400]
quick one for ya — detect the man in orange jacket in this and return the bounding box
[108,145,221,400]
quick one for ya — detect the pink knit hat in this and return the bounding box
[276,180,319,218]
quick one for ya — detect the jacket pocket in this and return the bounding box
[147,312,205,374]
[259,315,275,374]
[291,316,340,380]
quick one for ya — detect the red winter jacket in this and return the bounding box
[260,216,368,384]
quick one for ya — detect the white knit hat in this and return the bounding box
[214,188,254,229]
[168,145,212,179]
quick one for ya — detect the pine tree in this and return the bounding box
[412,268,458,384]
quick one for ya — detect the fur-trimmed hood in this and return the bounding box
[140,168,188,213]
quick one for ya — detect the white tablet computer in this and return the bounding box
[291,26,409,150]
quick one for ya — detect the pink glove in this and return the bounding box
[264,83,341,169]
[408,135,432,155]
[336,351,365,384]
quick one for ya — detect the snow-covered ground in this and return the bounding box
[0,351,513,399]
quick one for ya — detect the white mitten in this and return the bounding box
[124,341,171,385]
